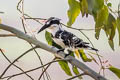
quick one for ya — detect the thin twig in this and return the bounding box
[21,18,27,33]
[118,2,120,18]
[0,49,34,80]
[0,12,4,14]
[66,73,86,80]
[61,23,105,31]
[78,30,103,69]
[17,0,43,25]
[61,23,94,31]
[0,24,107,80]
[77,30,103,74]
[61,23,103,72]
[61,23,94,48]
[1,59,66,80]
[0,46,39,79]
[25,18,46,20]
[38,58,56,80]
[104,0,118,17]
[38,63,51,80]
[0,34,16,37]
[20,2,50,79]
[17,0,105,78]
[30,44,50,80]
[18,0,50,79]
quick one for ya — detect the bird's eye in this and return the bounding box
[50,21,54,24]
[46,20,52,25]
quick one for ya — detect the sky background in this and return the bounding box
[0,0,120,80]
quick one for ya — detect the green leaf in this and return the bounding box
[45,31,62,49]
[67,0,80,26]
[72,66,82,79]
[103,14,116,37]
[45,31,72,76]
[92,0,104,14]
[68,50,75,57]
[109,66,120,79]
[80,0,88,17]
[87,0,104,16]
[78,49,92,62]
[88,51,103,57]
[58,61,72,76]
[87,53,99,65]
[72,66,79,75]
[107,3,112,7]
[116,18,120,46]
[109,22,116,40]
[95,5,109,39]
[102,14,116,50]
[108,40,114,51]
[45,31,53,45]
[0,17,2,24]
[96,5,109,27]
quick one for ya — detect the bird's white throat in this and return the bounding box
[46,24,63,36]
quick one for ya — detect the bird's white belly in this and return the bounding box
[53,38,66,48]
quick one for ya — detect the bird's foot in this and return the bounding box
[64,50,73,58]
[57,49,65,53]
[64,54,70,58]
[91,47,98,52]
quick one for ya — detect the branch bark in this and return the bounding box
[0,34,16,37]
[0,24,107,80]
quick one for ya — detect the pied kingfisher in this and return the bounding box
[38,17,98,57]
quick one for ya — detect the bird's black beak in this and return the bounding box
[38,24,49,33]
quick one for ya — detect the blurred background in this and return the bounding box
[0,0,120,80]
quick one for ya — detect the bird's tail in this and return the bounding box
[82,43,98,51]
[88,47,98,51]
[77,42,98,51]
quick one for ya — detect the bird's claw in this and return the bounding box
[57,49,65,53]
[64,50,72,58]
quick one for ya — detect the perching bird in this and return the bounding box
[38,17,98,57]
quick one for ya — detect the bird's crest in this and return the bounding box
[46,17,61,25]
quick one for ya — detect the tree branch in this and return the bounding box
[61,23,103,73]
[0,45,38,78]
[1,59,65,79]
[66,73,86,80]
[17,0,43,25]
[0,12,4,14]
[18,0,51,79]
[0,24,107,80]
[0,34,16,37]
[38,58,56,80]
[0,49,34,80]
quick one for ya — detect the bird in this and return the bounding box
[38,17,98,57]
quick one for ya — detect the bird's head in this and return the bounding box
[38,17,61,33]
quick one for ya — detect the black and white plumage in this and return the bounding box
[38,17,98,52]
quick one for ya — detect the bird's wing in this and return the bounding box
[54,30,83,48]
[54,30,98,51]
